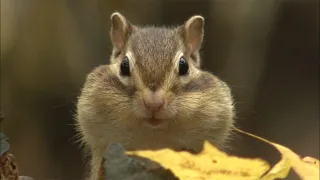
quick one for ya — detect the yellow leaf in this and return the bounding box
[124,128,318,180]
[302,156,319,169]
[127,141,270,180]
[234,127,320,180]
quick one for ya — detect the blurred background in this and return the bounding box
[1,0,319,179]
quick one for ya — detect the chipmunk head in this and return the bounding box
[77,12,234,151]
[106,12,226,127]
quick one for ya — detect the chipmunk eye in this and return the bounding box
[120,56,130,76]
[178,56,189,76]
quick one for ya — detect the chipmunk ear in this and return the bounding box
[110,12,133,50]
[181,15,204,57]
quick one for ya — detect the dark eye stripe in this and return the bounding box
[190,54,196,61]
[108,75,136,96]
[114,50,121,58]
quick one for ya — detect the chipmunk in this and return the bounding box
[75,12,235,180]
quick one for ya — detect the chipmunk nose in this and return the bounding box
[143,90,165,111]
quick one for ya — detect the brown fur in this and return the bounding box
[75,12,235,180]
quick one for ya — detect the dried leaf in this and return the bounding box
[127,141,270,180]
[234,127,320,180]
[1,132,35,180]
[0,152,19,180]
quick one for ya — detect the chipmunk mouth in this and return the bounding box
[147,117,163,126]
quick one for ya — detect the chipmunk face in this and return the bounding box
[107,13,215,128]
[76,12,234,153]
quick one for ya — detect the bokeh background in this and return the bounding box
[1,0,319,179]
